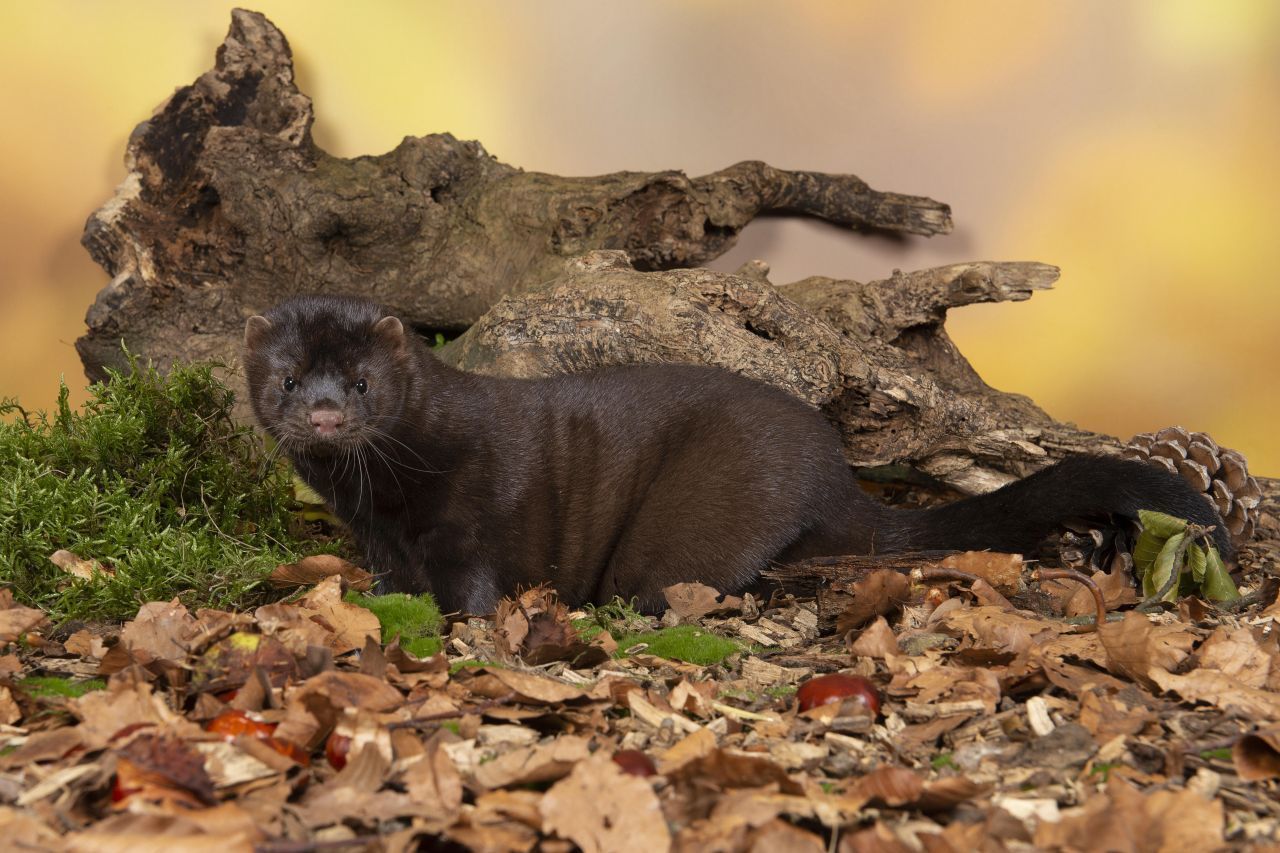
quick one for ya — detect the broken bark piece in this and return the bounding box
[78,8,950,389]
[445,251,1115,489]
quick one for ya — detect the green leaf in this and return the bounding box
[1201,546,1240,602]
[1134,509,1188,576]
[1144,532,1185,603]
[1186,541,1207,583]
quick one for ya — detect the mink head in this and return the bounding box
[243,295,413,455]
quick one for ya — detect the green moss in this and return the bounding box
[930,752,958,771]
[615,625,742,666]
[765,684,797,699]
[449,659,500,674]
[20,675,106,698]
[1199,748,1233,761]
[346,591,443,658]
[0,356,327,621]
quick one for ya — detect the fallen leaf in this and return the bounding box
[295,576,382,654]
[65,628,109,660]
[119,599,198,666]
[664,582,742,620]
[656,727,718,774]
[835,569,911,633]
[269,555,373,590]
[1098,611,1196,690]
[113,735,217,807]
[938,552,1025,595]
[50,549,113,580]
[540,751,671,853]
[0,806,61,848]
[72,676,202,751]
[1148,668,1280,721]
[0,589,48,644]
[190,631,297,695]
[473,734,592,789]
[403,740,465,823]
[466,666,590,705]
[1033,778,1222,853]
[1232,727,1280,781]
[1194,625,1272,688]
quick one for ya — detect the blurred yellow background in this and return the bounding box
[1,1,1276,473]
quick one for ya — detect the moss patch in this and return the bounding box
[346,591,443,658]
[20,676,106,699]
[615,625,742,666]
[0,356,330,621]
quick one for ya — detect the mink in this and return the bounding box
[243,295,1232,614]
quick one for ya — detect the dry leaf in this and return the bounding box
[473,734,591,789]
[296,576,382,654]
[73,676,202,750]
[466,667,590,705]
[50,549,113,580]
[119,599,198,665]
[65,628,109,660]
[1232,727,1280,781]
[834,569,911,633]
[114,734,217,807]
[938,552,1025,595]
[403,740,465,823]
[848,616,900,659]
[1097,611,1196,690]
[0,589,48,644]
[1195,625,1272,688]
[540,751,671,853]
[1034,778,1222,853]
[663,582,742,620]
[269,554,373,590]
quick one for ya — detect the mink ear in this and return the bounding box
[244,315,272,350]
[373,315,405,347]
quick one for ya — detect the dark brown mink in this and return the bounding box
[243,295,1232,615]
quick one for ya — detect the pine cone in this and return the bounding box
[1122,426,1262,543]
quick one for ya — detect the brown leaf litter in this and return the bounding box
[0,548,1276,849]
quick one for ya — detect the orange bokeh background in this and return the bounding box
[1,1,1276,473]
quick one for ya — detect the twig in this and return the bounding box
[909,566,985,587]
[1218,587,1270,613]
[1032,568,1106,633]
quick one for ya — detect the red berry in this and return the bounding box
[796,673,881,717]
[205,709,277,741]
[325,732,352,770]
[612,749,657,777]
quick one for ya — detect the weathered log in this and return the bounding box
[75,8,1126,493]
[443,251,1114,492]
[78,8,950,386]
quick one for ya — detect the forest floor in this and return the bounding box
[1,533,1280,852]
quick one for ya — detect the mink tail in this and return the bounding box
[880,455,1233,560]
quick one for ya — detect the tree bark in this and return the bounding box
[78,9,949,384]
[442,251,1111,492]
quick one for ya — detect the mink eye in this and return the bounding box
[282,376,297,392]
[354,378,368,395]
